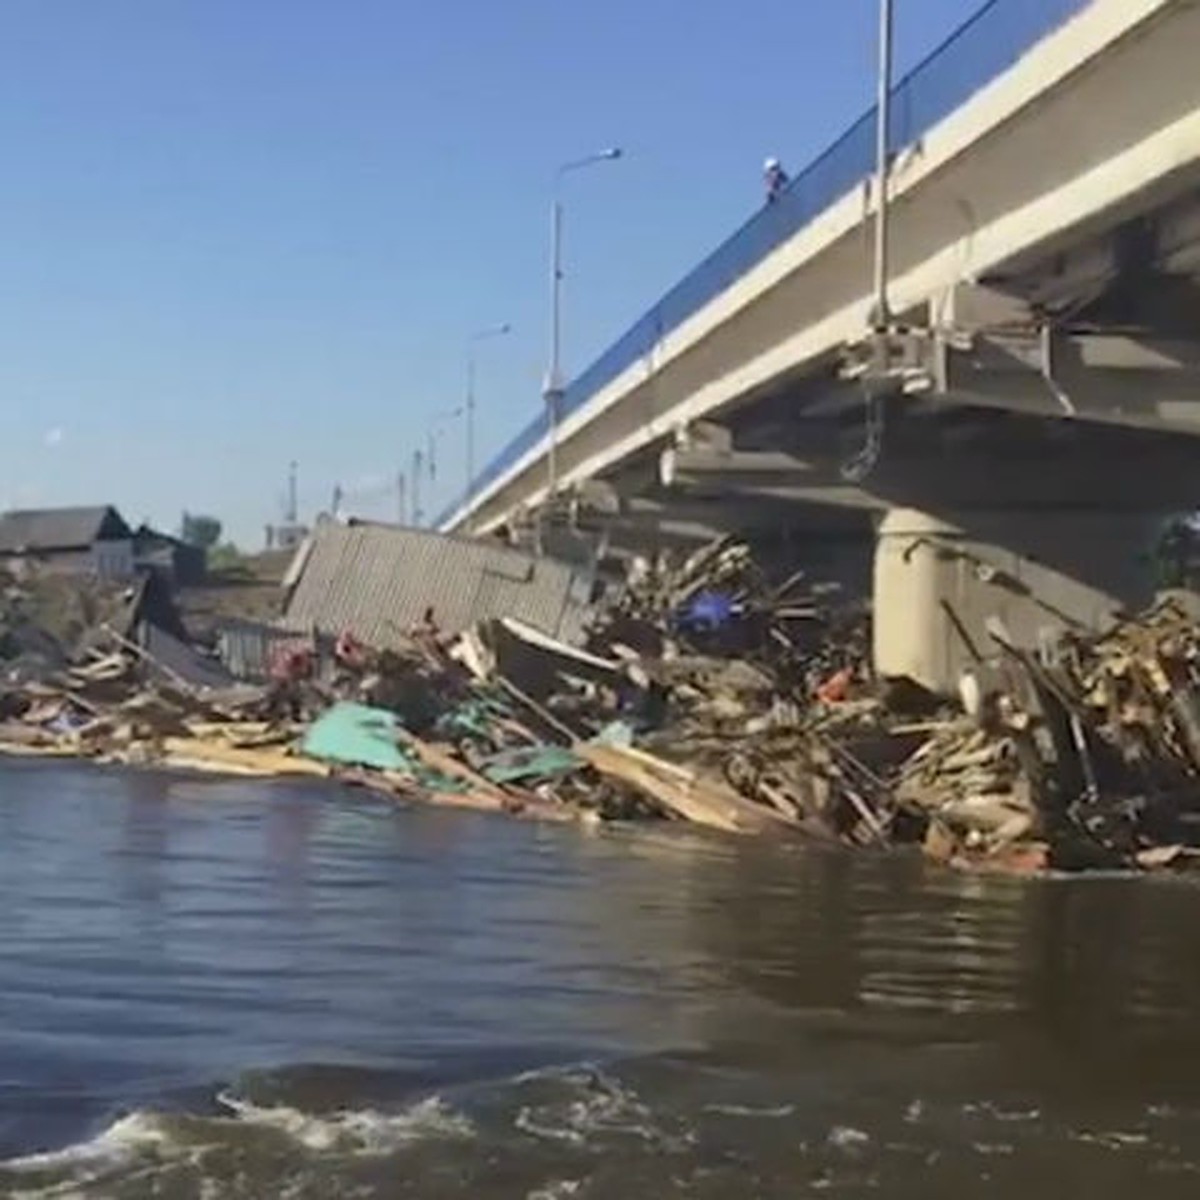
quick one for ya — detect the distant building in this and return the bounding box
[1,566,189,669]
[0,505,135,580]
[265,522,309,551]
[132,525,208,588]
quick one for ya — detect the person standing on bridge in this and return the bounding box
[764,156,789,204]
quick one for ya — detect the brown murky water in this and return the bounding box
[2,760,1200,1197]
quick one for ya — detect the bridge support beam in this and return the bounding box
[873,505,1166,696]
[937,329,1200,433]
[844,281,1200,434]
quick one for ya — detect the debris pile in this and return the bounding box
[588,535,870,697]
[7,547,1200,877]
[904,598,1200,872]
[458,536,887,838]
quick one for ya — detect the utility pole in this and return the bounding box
[465,323,511,511]
[412,449,424,527]
[396,470,407,525]
[286,460,299,525]
[545,194,565,502]
[466,354,476,505]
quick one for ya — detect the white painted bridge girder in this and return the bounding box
[446,0,1200,536]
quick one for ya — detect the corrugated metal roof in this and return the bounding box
[138,622,236,691]
[0,506,131,553]
[215,618,321,682]
[283,520,592,647]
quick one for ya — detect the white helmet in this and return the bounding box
[764,156,780,171]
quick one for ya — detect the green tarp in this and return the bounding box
[479,744,580,785]
[301,702,412,773]
[302,701,468,793]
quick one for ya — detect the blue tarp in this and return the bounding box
[676,590,741,632]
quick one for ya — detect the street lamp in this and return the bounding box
[543,147,623,505]
[465,322,512,509]
[422,410,458,523]
[843,0,895,487]
[872,0,894,329]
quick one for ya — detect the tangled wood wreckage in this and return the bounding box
[4,508,1200,877]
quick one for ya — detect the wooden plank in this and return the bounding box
[577,742,793,835]
[393,727,529,805]
[161,736,331,778]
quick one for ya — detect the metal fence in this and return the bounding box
[438,0,1093,528]
[215,618,324,682]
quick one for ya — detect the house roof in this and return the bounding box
[138,622,235,691]
[282,518,593,647]
[133,523,183,548]
[0,505,132,553]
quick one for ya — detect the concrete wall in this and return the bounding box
[874,507,1162,695]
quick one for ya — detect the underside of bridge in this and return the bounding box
[492,179,1200,695]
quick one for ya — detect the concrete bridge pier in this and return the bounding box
[873,505,1166,696]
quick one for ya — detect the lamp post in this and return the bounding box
[843,0,895,486]
[421,404,468,523]
[543,148,623,506]
[872,0,894,329]
[411,447,424,526]
[465,322,511,509]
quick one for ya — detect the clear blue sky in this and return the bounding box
[0,0,969,546]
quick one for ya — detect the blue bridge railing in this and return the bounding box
[440,0,1092,528]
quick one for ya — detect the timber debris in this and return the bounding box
[6,546,1200,876]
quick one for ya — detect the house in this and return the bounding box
[132,524,207,587]
[2,563,189,668]
[0,505,135,579]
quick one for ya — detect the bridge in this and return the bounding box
[439,0,1200,696]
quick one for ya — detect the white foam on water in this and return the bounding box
[703,1102,796,1119]
[0,1090,474,1197]
[1,1111,194,1200]
[962,1100,1041,1124]
[526,1181,584,1200]
[9,1186,90,1200]
[215,1090,474,1155]
[1071,1129,1151,1150]
[827,1125,871,1153]
[513,1066,691,1153]
[515,1106,588,1146]
[3,1110,170,1172]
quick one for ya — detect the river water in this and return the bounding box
[2,763,1200,1198]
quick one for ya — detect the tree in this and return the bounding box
[208,542,249,576]
[180,512,222,549]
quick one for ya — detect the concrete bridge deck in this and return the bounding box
[440,0,1200,539]
[438,0,1200,699]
